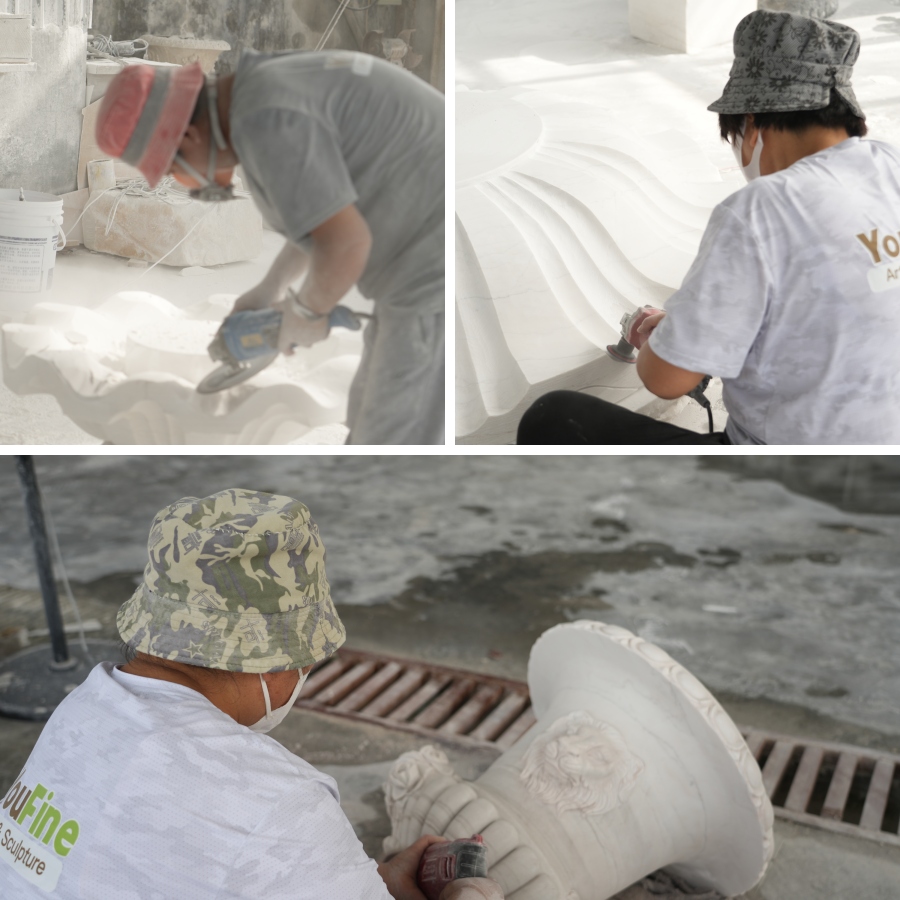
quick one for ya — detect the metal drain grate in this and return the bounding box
[742,728,900,847]
[298,649,900,846]
[296,647,535,750]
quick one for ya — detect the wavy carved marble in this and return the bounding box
[0,291,360,444]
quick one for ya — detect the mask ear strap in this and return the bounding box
[173,152,209,187]
[259,674,273,717]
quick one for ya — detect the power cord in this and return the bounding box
[44,505,95,668]
[687,375,714,435]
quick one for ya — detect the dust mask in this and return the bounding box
[173,77,235,202]
[249,670,308,734]
[732,123,764,182]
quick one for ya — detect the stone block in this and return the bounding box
[81,189,263,267]
[759,0,839,18]
[629,0,758,54]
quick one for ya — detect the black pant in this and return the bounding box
[517,391,731,445]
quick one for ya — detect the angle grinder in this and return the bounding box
[606,306,666,363]
[606,305,715,434]
[417,835,490,900]
[196,305,367,394]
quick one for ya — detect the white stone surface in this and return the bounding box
[456,0,900,443]
[1,291,363,444]
[0,230,370,444]
[142,34,231,73]
[385,621,773,900]
[629,0,757,54]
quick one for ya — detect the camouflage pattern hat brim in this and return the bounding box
[117,489,345,673]
[708,10,864,118]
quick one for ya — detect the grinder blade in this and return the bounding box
[196,351,279,394]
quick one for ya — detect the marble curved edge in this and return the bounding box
[1,294,360,444]
[531,621,775,885]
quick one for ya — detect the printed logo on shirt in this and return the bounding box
[324,51,373,76]
[1,769,80,892]
[856,227,900,294]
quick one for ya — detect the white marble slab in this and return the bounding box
[629,0,758,54]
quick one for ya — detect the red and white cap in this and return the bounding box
[96,63,206,188]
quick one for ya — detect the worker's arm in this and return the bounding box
[637,343,706,399]
[276,203,372,353]
[231,240,310,313]
[229,203,372,352]
[291,203,372,316]
[632,312,706,399]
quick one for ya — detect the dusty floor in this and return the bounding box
[1,456,899,898]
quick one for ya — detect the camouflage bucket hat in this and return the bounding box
[708,10,863,118]
[117,489,346,673]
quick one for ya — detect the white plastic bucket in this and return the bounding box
[0,189,66,294]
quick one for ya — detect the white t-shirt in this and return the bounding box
[650,138,900,445]
[0,663,390,899]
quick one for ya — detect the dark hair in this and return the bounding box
[719,88,867,144]
[189,87,208,126]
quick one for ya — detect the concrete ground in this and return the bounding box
[1,456,899,898]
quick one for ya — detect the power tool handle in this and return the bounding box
[328,306,363,331]
[625,307,666,350]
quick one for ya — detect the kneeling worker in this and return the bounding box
[518,11,900,445]
[97,49,444,445]
[0,490,444,898]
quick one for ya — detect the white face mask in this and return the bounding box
[732,123,764,182]
[249,669,308,734]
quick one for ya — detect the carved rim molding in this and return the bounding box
[559,621,776,872]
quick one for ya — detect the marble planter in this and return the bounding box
[384,622,773,900]
[628,0,758,54]
[0,292,361,444]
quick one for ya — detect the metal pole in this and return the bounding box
[15,456,70,666]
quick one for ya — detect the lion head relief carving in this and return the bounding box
[519,710,644,817]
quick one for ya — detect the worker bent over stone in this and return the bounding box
[0,490,453,899]
[96,50,444,445]
[518,10,900,445]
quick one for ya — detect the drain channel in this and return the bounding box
[297,647,535,750]
[298,648,900,846]
[743,728,900,846]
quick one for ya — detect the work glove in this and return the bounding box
[230,281,284,314]
[275,301,331,354]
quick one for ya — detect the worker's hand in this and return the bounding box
[439,878,506,899]
[230,282,284,315]
[275,303,331,354]
[626,308,666,351]
[377,834,448,900]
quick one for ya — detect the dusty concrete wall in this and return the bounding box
[0,2,88,194]
[92,0,444,88]
[93,0,358,74]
